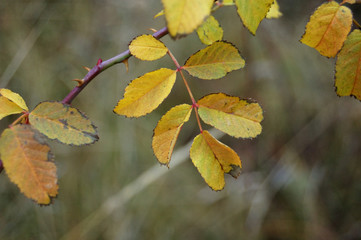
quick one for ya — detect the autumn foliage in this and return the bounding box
[0,0,359,205]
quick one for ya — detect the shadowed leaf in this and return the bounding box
[196,15,223,45]
[197,93,263,138]
[235,0,274,35]
[0,88,28,120]
[300,1,352,58]
[183,41,245,80]
[114,68,177,117]
[335,29,361,100]
[29,101,98,146]
[152,104,192,166]
[0,125,58,205]
[129,35,168,61]
[162,0,213,37]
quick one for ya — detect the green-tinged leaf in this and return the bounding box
[190,131,224,191]
[0,88,28,120]
[29,101,98,146]
[152,104,192,166]
[114,68,177,117]
[183,41,245,80]
[235,0,274,35]
[0,125,57,205]
[266,0,282,19]
[300,1,352,57]
[335,29,361,100]
[197,15,223,45]
[162,0,214,37]
[129,35,168,61]
[197,93,263,138]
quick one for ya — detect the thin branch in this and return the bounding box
[62,27,169,105]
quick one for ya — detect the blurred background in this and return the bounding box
[1,0,361,239]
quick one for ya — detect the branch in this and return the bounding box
[62,27,169,105]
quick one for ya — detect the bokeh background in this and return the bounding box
[1,0,361,239]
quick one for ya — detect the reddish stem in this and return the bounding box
[62,27,169,105]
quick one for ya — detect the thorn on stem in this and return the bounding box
[83,66,91,72]
[73,79,85,87]
[97,58,103,66]
[149,28,158,33]
[123,59,129,72]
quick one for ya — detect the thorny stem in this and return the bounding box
[62,27,169,105]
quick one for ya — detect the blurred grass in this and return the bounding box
[1,0,361,239]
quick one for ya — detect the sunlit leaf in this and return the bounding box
[266,0,282,19]
[129,35,168,61]
[162,0,214,37]
[335,29,361,100]
[197,93,263,138]
[300,1,352,58]
[114,68,177,117]
[234,0,274,35]
[29,101,98,146]
[0,125,58,205]
[190,130,242,190]
[0,88,28,120]
[196,15,223,45]
[152,104,192,166]
[183,41,245,80]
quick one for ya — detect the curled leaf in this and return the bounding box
[300,1,352,57]
[0,88,28,120]
[183,41,245,80]
[197,93,263,138]
[335,29,361,100]
[29,101,98,146]
[152,104,192,166]
[0,125,58,205]
[129,35,168,61]
[114,68,177,117]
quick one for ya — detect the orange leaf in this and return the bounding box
[335,29,361,100]
[300,1,352,57]
[114,68,177,117]
[0,125,58,205]
[197,93,263,138]
[190,130,242,191]
[152,104,192,166]
[183,41,245,80]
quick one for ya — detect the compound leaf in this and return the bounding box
[114,68,177,117]
[152,104,192,166]
[0,124,58,205]
[197,93,263,138]
[129,35,168,61]
[196,15,223,45]
[300,1,352,58]
[29,101,98,146]
[190,130,241,191]
[183,41,245,80]
[266,0,282,19]
[0,88,28,120]
[335,29,361,100]
[234,0,274,35]
[162,0,214,37]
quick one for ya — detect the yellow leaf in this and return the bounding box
[152,104,192,166]
[154,10,164,19]
[335,29,361,100]
[129,35,168,61]
[190,130,242,190]
[196,15,223,45]
[162,0,214,37]
[197,93,263,138]
[300,1,352,58]
[221,0,235,6]
[343,0,356,4]
[183,41,245,80]
[266,0,282,19]
[29,101,98,146]
[0,125,58,205]
[190,131,224,191]
[234,0,274,35]
[0,88,28,120]
[114,68,177,117]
